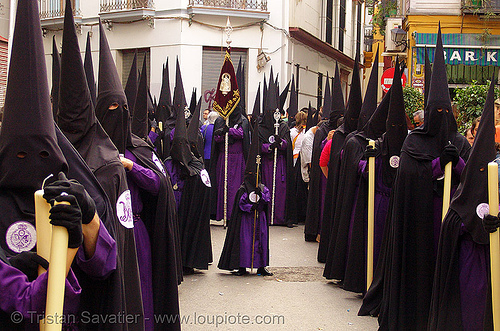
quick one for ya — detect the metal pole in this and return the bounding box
[223,117,229,228]
[251,155,261,272]
[270,109,280,225]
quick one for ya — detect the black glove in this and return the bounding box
[44,172,96,224]
[483,213,500,233]
[9,252,49,281]
[150,119,158,130]
[364,145,377,159]
[440,144,459,170]
[49,194,83,248]
[270,135,281,149]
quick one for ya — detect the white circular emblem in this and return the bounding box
[389,156,400,168]
[268,135,275,144]
[476,203,490,219]
[152,152,166,176]
[249,191,261,203]
[117,190,134,229]
[6,221,36,253]
[200,169,211,187]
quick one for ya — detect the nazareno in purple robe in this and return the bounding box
[124,149,161,331]
[214,126,246,221]
[261,138,288,225]
[238,186,271,268]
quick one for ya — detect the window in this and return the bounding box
[122,49,150,88]
[339,0,346,52]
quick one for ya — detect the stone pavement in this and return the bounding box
[178,224,379,330]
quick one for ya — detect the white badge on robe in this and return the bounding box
[476,203,490,219]
[200,169,211,187]
[117,190,134,228]
[152,152,167,177]
[249,191,261,203]
[6,221,37,253]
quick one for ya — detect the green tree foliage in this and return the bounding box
[403,86,424,125]
[453,80,500,133]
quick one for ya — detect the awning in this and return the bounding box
[414,33,500,67]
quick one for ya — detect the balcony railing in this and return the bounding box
[188,0,267,11]
[39,0,81,19]
[462,0,500,13]
[100,0,154,13]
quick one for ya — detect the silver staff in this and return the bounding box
[251,154,262,272]
[270,109,280,225]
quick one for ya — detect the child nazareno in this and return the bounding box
[219,121,273,276]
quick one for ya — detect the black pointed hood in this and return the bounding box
[306,102,314,131]
[58,0,96,146]
[313,106,320,126]
[157,58,173,125]
[251,82,261,129]
[406,24,458,160]
[244,121,261,193]
[330,64,345,129]
[279,80,290,115]
[263,73,268,106]
[170,84,196,176]
[236,57,246,115]
[260,70,279,139]
[382,61,408,187]
[187,96,203,158]
[343,54,362,133]
[450,78,496,245]
[131,56,149,139]
[424,46,431,107]
[357,47,379,130]
[362,84,391,140]
[173,58,187,118]
[385,61,407,158]
[188,87,197,117]
[0,0,67,189]
[95,19,131,154]
[84,31,96,107]
[322,73,332,121]
[124,51,138,115]
[51,36,61,120]
[288,75,298,120]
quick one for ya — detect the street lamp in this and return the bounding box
[391,25,407,51]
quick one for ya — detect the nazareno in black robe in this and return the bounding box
[304,120,334,240]
[128,134,182,331]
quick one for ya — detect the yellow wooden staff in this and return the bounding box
[366,140,375,292]
[441,161,452,222]
[488,162,500,331]
[35,190,69,331]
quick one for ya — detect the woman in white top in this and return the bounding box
[289,111,307,166]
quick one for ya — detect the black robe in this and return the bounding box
[218,186,270,270]
[318,124,349,262]
[128,135,182,331]
[304,121,333,240]
[177,159,213,269]
[365,132,470,330]
[323,131,367,280]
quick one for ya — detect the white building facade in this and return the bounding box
[37,0,365,112]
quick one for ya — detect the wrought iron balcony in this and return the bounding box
[99,0,155,23]
[188,0,267,11]
[39,0,81,19]
[462,0,500,14]
[100,0,154,13]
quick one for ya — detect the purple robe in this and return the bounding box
[164,159,185,209]
[214,127,246,221]
[238,186,271,268]
[124,149,161,331]
[261,138,288,225]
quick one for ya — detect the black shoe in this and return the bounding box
[257,267,273,276]
[183,267,194,275]
[231,268,248,276]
